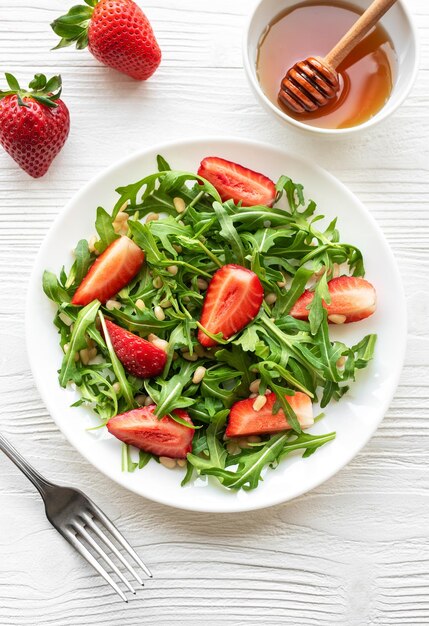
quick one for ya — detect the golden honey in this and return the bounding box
[256,1,397,129]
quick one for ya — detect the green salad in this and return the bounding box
[43,155,376,491]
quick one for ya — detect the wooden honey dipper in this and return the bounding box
[278,0,397,114]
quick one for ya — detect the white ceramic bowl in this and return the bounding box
[243,0,419,136]
[26,138,406,513]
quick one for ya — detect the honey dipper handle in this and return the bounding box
[324,0,397,70]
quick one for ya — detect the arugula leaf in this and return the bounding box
[202,433,288,490]
[128,221,162,263]
[94,206,119,253]
[308,272,331,335]
[73,239,92,288]
[157,154,171,171]
[59,300,100,387]
[275,266,313,315]
[215,345,253,396]
[187,410,228,473]
[213,201,246,265]
[43,270,71,304]
[149,361,197,417]
[98,311,135,409]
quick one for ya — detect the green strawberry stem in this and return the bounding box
[51,0,99,50]
[0,73,62,108]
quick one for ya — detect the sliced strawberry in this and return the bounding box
[72,236,145,306]
[107,406,194,459]
[290,276,376,323]
[198,264,264,348]
[197,156,276,207]
[104,320,166,378]
[225,392,313,438]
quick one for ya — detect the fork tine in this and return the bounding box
[72,520,136,595]
[81,511,144,586]
[88,501,153,578]
[61,527,128,602]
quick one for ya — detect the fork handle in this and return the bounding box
[0,432,53,497]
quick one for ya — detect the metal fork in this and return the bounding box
[0,433,152,601]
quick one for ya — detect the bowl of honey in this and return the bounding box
[243,0,418,134]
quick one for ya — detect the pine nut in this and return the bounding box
[249,392,257,399]
[182,351,198,362]
[337,356,347,368]
[153,338,169,352]
[265,293,277,305]
[144,396,154,406]
[152,276,163,289]
[63,343,69,354]
[88,235,98,254]
[247,436,262,443]
[197,278,208,290]
[106,299,121,311]
[226,442,241,455]
[159,456,177,469]
[328,314,347,324]
[88,348,98,361]
[86,336,95,349]
[135,298,145,311]
[135,394,147,406]
[59,311,73,326]
[173,244,182,253]
[145,212,159,223]
[167,265,178,275]
[160,299,171,309]
[238,438,252,449]
[154,306,165,321]
[148,333,159,343]
[115,211,128,223]
[173,197,186,213]
[177,459,187,468]
[277,280,286,288]
[79,348,90,365]
[192,366,207,384]
[253,395,267,411]
[249,379,261,394]
[112,382,121,394]
[194,344,206,357]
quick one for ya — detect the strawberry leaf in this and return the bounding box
[5,73,20,91]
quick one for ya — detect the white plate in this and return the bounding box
[26,138,406,513]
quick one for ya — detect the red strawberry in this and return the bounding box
[290,276,376,323]
[226,392,313,438]
[198,157,276,207]
[0,73,70,178]
[107,406,194,458]
[72,236,144,306]
[104,319,166,378]
[51,0,161,81]
[198,264,264,348]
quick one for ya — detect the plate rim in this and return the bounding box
[25,136,407,513]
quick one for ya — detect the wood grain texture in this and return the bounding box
[0,1,428,624]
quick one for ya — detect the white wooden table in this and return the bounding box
[0,1,428,624]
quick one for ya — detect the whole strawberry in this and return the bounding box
[0,73,70,178]
[51,0,161,81]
